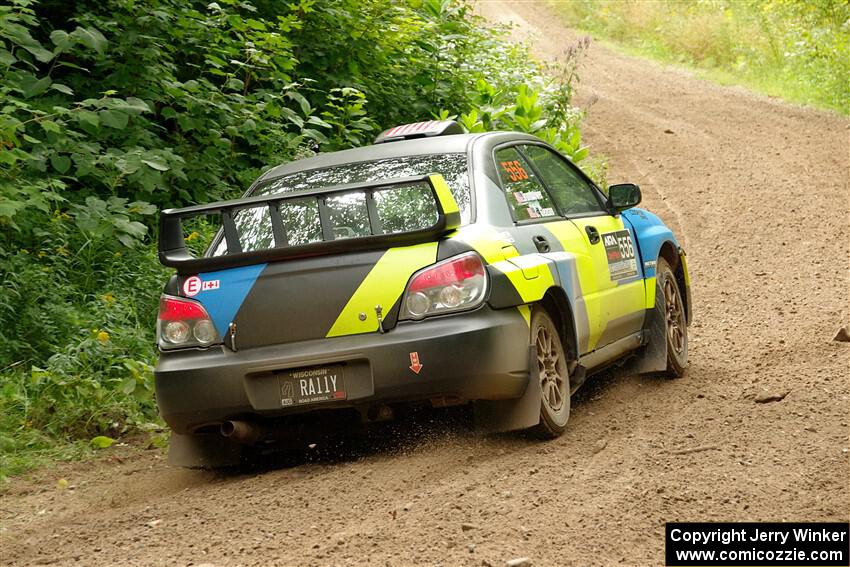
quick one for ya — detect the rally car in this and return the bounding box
[155,120,692,467]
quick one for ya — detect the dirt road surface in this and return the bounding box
[2,2,848,565]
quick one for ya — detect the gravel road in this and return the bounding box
[2,2,848,565]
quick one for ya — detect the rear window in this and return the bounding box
[212,154,468,256]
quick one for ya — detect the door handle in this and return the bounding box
[585,225,600,244]
[532,235,550,253]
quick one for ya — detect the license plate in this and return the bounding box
[278,365,345,407]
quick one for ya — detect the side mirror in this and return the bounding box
[608,183,641,211]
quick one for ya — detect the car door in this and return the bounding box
[516,144,646,352]
[491,145,598,356]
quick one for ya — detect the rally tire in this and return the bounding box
[529,307,571,438]
[657,257,688,377]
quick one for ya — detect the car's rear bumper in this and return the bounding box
[155,306,530,434]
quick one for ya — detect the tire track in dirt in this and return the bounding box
[1,2,848,566]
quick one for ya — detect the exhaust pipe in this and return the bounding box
[221,420,263,445]
[365,404,394,423]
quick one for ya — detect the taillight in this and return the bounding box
[400,252,488,320]
[157,295,220,350]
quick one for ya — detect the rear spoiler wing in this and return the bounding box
[158,174,461,274]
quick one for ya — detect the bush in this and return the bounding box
[0,0,590,480]
[444,37,593,165]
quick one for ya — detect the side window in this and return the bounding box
[494,147,558,221]
[521,145,603,215]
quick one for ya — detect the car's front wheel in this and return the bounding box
[656,257,688,376]
[529,307,571,438]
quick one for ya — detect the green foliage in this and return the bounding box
[451,81,589,163]
[90,436,115,449]
[550,0,850,114]
[319,88,377,150]
[0,0,589,480]
[442,38,592,164]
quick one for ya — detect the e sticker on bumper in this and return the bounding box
[603,230,638,281]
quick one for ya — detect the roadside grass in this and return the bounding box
[0,428,91,484]
[546,0,850,115]
[0,361,170,484]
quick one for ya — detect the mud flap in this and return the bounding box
[623,281,668,375]
[473,345,541,434]
[168,432,243,468]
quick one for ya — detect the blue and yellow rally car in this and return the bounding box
[155,120,692,467]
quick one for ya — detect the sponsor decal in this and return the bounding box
[523,201,554,219]
[182,276,220,297]
[513,190,543,204]
[602,230,638,280]
[183,276,201,297]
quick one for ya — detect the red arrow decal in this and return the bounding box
[409,352,423,374]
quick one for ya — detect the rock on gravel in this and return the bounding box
[755,391,790,404]
[505,558,532,567]
[833,326,850,343]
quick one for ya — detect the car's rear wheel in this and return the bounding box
[657,257,688,377]
[529,307,571,438]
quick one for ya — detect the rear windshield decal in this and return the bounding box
[602,230,638,280]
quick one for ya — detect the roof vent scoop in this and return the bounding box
[373,120,465,144]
